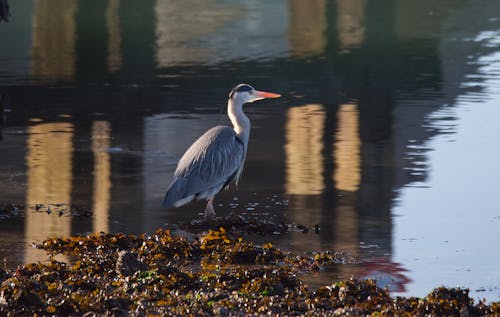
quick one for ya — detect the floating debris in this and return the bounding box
[0,203,92,219]
[0,228,497,315]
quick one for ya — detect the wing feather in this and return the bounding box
[163,126,245,208]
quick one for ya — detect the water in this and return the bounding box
[1,0,500,302]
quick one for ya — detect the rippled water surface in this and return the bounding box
[1,0,500,302]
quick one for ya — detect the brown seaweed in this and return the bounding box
[0,228,497,316]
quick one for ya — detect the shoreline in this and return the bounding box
[0,223,498,316]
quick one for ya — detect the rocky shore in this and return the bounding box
[0,221,498,316]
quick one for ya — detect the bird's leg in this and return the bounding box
[204,197,216,219]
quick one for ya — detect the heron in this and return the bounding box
[163,83,281,218]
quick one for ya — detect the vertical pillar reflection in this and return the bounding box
[106,0,122,73]
[285,104,326,196]
[288,0,327,57]
[334,104,361,192]
[25,122,74,264]
[336,0,366,49]
[333,104,361,255]
[91,121,112,233]
[32,0,77,80]
[284,104,326,252]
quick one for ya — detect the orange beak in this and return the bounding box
[254,90,281,99]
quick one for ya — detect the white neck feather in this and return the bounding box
[228,99,251,148]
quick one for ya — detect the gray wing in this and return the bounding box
[163,126,245,208]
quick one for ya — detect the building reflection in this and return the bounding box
[25,122,74,264]
[91,121,111,233]
[285,104,325,196]
[336,0,365,50]
[284,104,326,251]
[106,0,122,73]
[154,0,213,67]
[284,103,362,276]
[281,100,409,286]
[288,0,326,57]
[332,104,360,258]
[334,104,360,192]
[23,120,115,262]
[32,0,77,80]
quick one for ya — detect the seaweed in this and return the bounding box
[0,227,497,316]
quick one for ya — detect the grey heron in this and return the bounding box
[163,84,281,218]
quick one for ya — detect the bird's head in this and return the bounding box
[229,83,281,105]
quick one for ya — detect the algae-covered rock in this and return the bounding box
[0,227,497,316]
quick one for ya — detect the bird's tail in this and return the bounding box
[162,178,194,208]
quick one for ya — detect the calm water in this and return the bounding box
[1,0,500,302]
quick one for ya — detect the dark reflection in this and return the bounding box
[0,0,499,299]
[0,0,9,23]
[0,94,4,140]
[75,0,107,82]
[118,0,156,84]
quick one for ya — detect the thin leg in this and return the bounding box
[204,197,216,219]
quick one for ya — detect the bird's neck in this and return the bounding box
[228,99,250,147]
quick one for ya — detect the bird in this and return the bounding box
[163,83,281,218]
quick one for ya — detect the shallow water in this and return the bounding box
[1,0,499,302]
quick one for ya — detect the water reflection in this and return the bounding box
[32,0,77,81]
[106,0,122,73]
[285,104,325,195]
[154,0,236,66]
[330,103,362,278]
[288,0,326,57]
[284,103,362,258]
[0,0,500,302]
[0,0,9,23]
[334,104,360,192]
[91,121,111,233]
[336,0,365,50]
[25,122,73,263]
